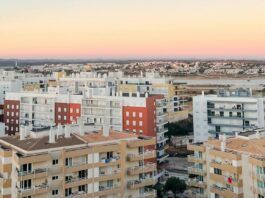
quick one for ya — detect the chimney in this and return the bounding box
[221,134,226,151]
[77,118,84,136]
[103,125,110,137]
[20,125,25,140]
[57,124,63,136]
[49,126,55,143]
[64,125,71,138]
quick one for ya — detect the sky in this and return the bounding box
[1,0,265,59]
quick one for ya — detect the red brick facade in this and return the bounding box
[4,100,20,135]
[55,103,81,125]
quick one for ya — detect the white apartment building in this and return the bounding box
[193,89,265,142]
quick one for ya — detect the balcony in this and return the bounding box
[127,150,156,162]
[130,188,157,198]
[187,144,205,152]
[252,171,265,180]
[187,179,207,188]
[65,161,91,173]
[210,185,243,198]
[17,184,49,197]
[127,178,156,190]
[210,160,242,174]
[94,185,121,196]
[188,167,206,176]
[187,155,205,163]
[97,169,121,181]
[210,173,242,187]
[16,168,48,181]
[127,137,156,148]
[253,186,265,195]
[65,177,91,188]
[97,156,120,167]
[127,163,156,176]
[157,153,169,163]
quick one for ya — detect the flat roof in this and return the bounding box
[207,137,265,155]
[0,134,85,152]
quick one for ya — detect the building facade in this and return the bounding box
[0,123,157,198]
[193,89,265,142]
[187,130,265,198]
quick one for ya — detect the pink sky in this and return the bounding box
[1,0,265,59]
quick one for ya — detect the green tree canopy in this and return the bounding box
[164,177,186,194]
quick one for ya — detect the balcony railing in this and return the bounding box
[127,178,156,190]
[17,168,47,177]
[127,163,156,175]
[127,150,156,161]
[188,167,206,176]
[187,179,207,188]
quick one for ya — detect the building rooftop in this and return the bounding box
[0,134,85,152]
[77,130,137,143]
[207,137,265,156]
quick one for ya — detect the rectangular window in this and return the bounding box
[133,121,136,126]
[126,120,129,125]
[52,189,58,195]
[139,121,143,126]
[70,108,73,113]
[58,107,61,112]
[52,159,58,165]
[126,112,129,117]
[64,108,67,112]
[139,112,143,118]
[219,111,224,117]
[65,188,72,197]
[65,158,72,167]
[52,176,59,180]
[214,168,222,175]
[76,108,79,113]
[133,112,136,117]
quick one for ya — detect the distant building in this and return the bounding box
[193,88,265,142]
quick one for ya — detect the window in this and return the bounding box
[11,112,14,116]
[64,116,67,121]
[7,105,9,109]
[58,107,61,112]
[58,115,61,120]
[16,105,19,109]
[64,108,67,112]
[7,112,9,116]
[16,119,19,124]
[215,126,221,133]
[208,118,211,124]
[245,120,250,126]
[20,179,32,190]
[65,158,72,167]
[229,112,232,117]
[139,121,143,126]
[214,168,222,175]
[78,185,87,192]
[70,108,73,113]
[126,120,129,125]
[139,112,143,118]
[12,105,14,109]
[126,112,129,117]
[52,159,58,165]
[219,111,224,117]
[16,112,19,116]
[52,176,59,180]
[132,112,136,117]
[65,188,72,197]
[52,189,58,195]
[133,121,136,126]
[237,112,241,118]
[6,119,9,123]
[139,130,143,134]
[76,108,79,114]
[20,163,32,173]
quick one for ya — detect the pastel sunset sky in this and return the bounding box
[1,0,265,59]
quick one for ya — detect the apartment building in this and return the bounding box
[187,129,265,198]
[193,88,265,142]
[4,92,83,134]
[81,91,169,164]
[0,122,157,198]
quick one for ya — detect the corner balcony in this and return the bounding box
[127,163,156,176]
[127,150,156,162]
[187,155,205,163]
[16,168,48,181]
[187,178,207,188]
[188,167,206,176]
[127,178,156,190]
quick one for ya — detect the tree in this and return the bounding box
[153,182,164,198]
[164,177,186,195]
[166,116,193,137]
